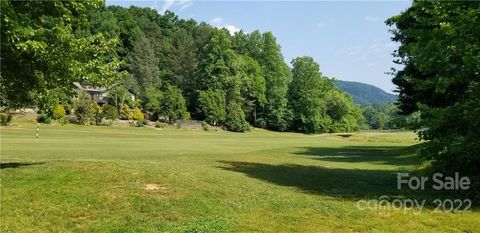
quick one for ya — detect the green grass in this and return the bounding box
[1,119,479,232]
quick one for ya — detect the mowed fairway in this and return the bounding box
[1,121,479,232]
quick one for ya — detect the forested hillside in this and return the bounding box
[1,1,362,133]
[334,80,396,105]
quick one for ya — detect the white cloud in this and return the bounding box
[179,0,192,11]
[210,17,241,35]
[210,17,223,26]
[317,22,325,29]
[160,0,175,13]
[224,25,240,34]
[364,16,379,22]
[160,0,193,14]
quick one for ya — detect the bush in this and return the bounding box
[37,114,51,124]
[0,113,12,126]
[155,121,167,128]
[91,102,103,125]
[52,105,66,119]
[74,91,96,125]
[120,104,133,120]
[132,107,144,121]
[225,101,250,132]
[52,105,67,125]
[201,121,210,131]
[135,119,148,127]
[67,115,78,124]
[103,104,118,120]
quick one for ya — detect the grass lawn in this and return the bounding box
[1,119,479,232]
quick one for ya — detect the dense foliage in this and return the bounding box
[361,103,419,130]
[288,57,362,133]
[387,1,480,195]
[1,0,362,133]
[0,0,123,108]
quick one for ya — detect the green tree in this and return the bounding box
[258,32,291,131]
[386,0,480,189]
[288,57,332,133]
[108,85,132,110]
[0,0,123,108]
[159,85,188,123]
[325,89,362,132]
[236,55,266,126]
[126,35,161,94]
[225,101,250,132]
[144,87,163,120]
[73,91,96,125]
[198,89,226,126]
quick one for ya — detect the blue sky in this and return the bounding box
[107,0,412,93]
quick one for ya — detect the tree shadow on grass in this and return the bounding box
[0,162,45,169]
[292,145,421,167]
[217,160,403,199]
[216,145,469,208]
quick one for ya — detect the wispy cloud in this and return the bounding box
[317,22,326,29]
[364,15,379,23]
[210,17,223,26]
[210,17,241,35]
[160,0,193,13]
[179,0,192,11]
[336,41,398,61]
[160,0,175,13]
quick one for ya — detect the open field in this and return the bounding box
[1,120,479,232]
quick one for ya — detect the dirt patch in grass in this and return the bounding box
[144,183,167,191]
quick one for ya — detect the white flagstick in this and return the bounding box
[36,122,39,141]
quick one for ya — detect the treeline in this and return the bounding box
[361,103,419,130]
[1,1,362,133]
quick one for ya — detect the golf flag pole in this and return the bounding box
[36,122,39,141]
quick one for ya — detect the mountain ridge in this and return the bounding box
[334,79,397,105]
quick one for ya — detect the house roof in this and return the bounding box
[73,82,136,95]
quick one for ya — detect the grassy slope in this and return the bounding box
[1,120,478,232]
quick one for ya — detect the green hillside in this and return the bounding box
[335,80,396,105]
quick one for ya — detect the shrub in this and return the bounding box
[155,121,166,128]
[102,104,118,120]
[74,91,96,125]
[91,102,104,125]
[37,114,51,124]
[120,104,133,120]
[52,105,67,125]
[135,119,148,127]
[52,105,66,119]
[67,115,78,124]
[0,113,12,126]
[132,107,144,121]
[225,101,250,132]
[201,121,210,131]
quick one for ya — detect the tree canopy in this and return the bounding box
[1,0,365,134]
[387,1,480,194]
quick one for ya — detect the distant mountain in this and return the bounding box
[334,80,397,105]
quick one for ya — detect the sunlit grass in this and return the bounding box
[1,121,478,232]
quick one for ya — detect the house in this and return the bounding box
[73,82,136,104]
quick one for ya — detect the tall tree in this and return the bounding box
[171,28,198,109]
[258,32,291,131]
[288,56,332,133]
[198,89,226,126]
[0,0,122,108]
[159,85,188,123]
[126,35,160,95]
[386,0,480,188]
